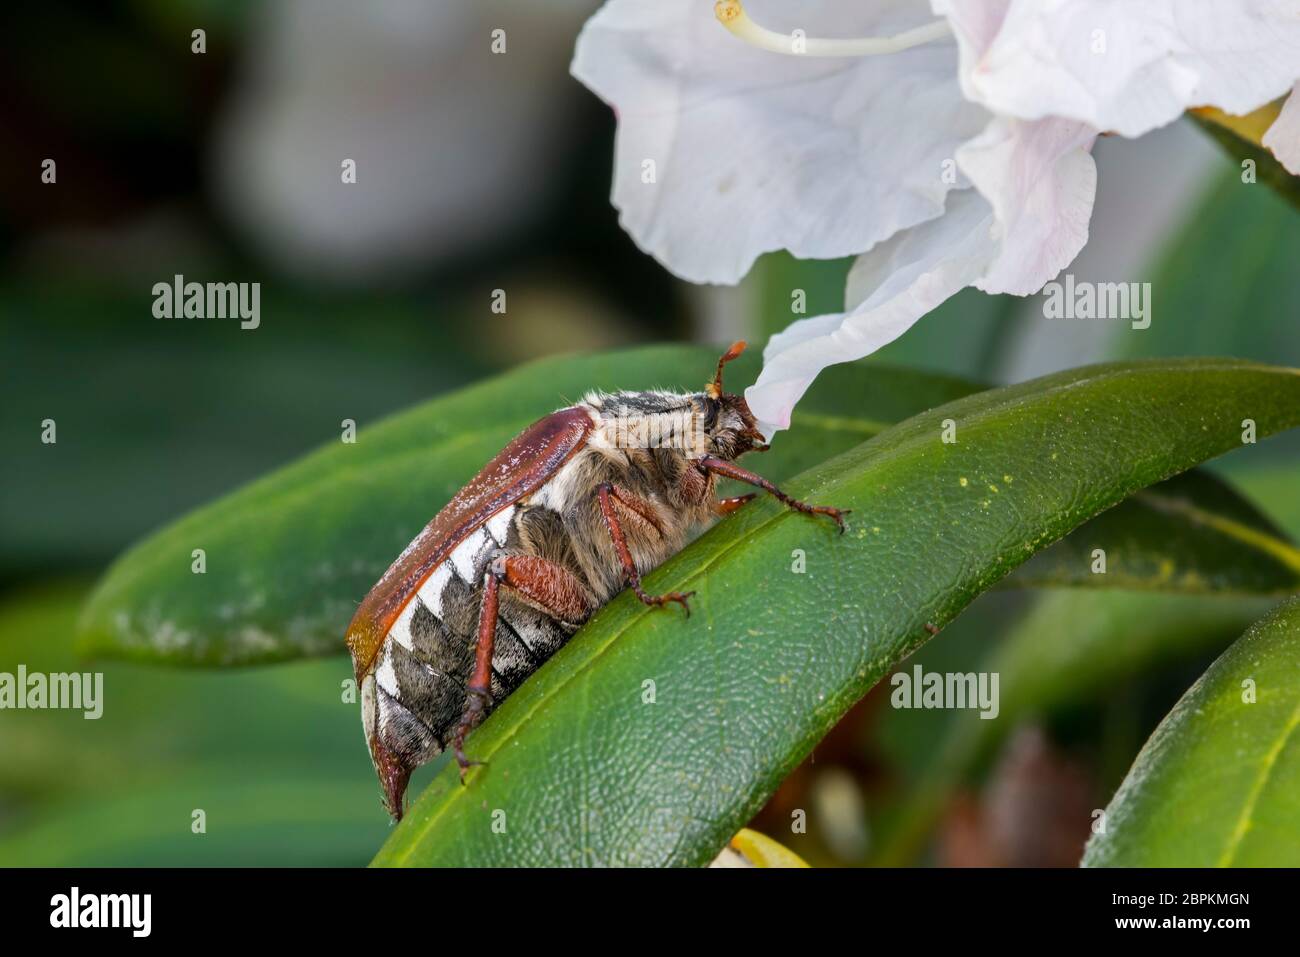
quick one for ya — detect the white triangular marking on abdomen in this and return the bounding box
[450,527,490,582]
[388,599,417,651]
[486,506,514,547]
[375,650,400,699]
[418,562,454,617]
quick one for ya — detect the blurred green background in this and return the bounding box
[2,0,1297,866]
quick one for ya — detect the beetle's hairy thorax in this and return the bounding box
[365,391,722,776]
[532,393,720,601]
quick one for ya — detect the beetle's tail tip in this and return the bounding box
[371,735,412,823]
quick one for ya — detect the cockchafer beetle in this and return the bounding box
[346,342,847,819]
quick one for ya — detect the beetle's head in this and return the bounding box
[698,340,766,460]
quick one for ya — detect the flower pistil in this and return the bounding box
[713,0,951,57]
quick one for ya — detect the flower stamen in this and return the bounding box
[714,0,951,57]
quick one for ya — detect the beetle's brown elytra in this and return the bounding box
[345,342,849,820]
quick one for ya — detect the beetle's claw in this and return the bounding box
[809,505,850,533]
[637,588,695,616]
[673,591,696,616]
[457,763,483,786]
[454,749,486,786]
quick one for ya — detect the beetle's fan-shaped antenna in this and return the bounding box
[707,340,747,398]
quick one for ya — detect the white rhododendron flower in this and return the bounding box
[572,0,1300,437]
[1264,83,1300,173]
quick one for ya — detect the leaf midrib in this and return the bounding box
[1134,489,1300,575]
[1217,692,1300,866]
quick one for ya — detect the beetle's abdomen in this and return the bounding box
[364,505,577,769]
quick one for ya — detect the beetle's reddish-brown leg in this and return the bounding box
[495,554,591,624]
[716,492,758,516]
[451,555,592,783]
[698,456,850,533]
[452,565,500,783]
[596,482,695,615]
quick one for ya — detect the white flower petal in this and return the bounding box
[958,117,1097,295]
[935,0,1300,138]
[572,0,988,284]
[745,189,996,437]
[1263,84,1300,175]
